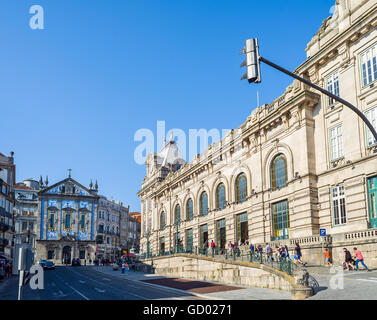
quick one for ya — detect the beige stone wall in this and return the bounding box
[144,255,294,291]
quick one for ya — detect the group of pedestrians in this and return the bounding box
[343,247,370,271]
[248,242,307,266]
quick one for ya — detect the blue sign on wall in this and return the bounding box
[320,229,326,237]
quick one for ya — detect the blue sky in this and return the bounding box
[1,0,335,210]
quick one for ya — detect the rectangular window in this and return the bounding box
[22,222,27,231]
[361,44,377,87]
[326,71,340,106]
[365,106,377,147]
[271,200,289,240]
[332,185,347,226]
[329,124,344,161]
[367,176,377,229]
[186,229,193,252]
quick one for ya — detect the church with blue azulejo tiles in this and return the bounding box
[35,173,99,265]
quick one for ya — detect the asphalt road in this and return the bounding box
[308,268,377,300]
[0,266,202,300]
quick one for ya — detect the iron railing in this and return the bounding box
[138,246,299,275]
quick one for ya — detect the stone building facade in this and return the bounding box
[13,178,40,255]
[138,0,377,267]
[96,196,123,261]
[35,175,99,264]
[0,152,16,258]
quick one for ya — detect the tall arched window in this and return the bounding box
[174,205,181,224]
[271,154,287,190]
[216,183,226,210]
[160,212,166,230]
[186,199,193,221]
[235,173,247,203]
[200,192,208,216]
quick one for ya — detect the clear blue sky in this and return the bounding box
[1,0,335,211]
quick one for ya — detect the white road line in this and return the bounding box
[125,291,149,300]
[64,283,90,300]
[103,278,111,281]
[79,280,86,284]
[356,279,377,283]
[95,288,106,293]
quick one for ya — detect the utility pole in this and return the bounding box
[240,38,377,141]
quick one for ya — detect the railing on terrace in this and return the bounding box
[138,246,299,276]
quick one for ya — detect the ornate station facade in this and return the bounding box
[138,0,377,266]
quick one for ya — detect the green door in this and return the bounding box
[368,176,377,228]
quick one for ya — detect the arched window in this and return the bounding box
[235,173,247,203]
[160,212,166,230]
[174,205,181,224]
[200,192,208,216]
[271,154,287,190]
[216,183,226,210]
[186,199,193,221]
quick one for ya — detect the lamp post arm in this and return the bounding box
[259,56,377,142]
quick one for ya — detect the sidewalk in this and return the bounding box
[90,266,291,300]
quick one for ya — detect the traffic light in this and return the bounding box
[240,38,261,83]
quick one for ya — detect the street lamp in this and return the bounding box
[240,38,377,142]
[175,214,180,254]
[146,231,151,258]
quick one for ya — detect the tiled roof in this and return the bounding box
[14,183,34,190]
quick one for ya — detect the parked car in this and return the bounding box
[38,260,55,270]
[71,258,81,266]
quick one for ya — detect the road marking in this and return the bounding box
[356,279,377,283]
[125,291,148,300]
[79,280,86,284]
[95,288,106,293]
[64,283,90,300]
[103,278,111,281]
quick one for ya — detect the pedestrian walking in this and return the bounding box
[343,248,354,271]
[274,246,281,262]
[204,239,209,255]
[324,248,332,266]
[265,243,272,262]
[353,247,370,271]
[293,243,307,266]
[249,243,254,257]
[283,245,292,261]
[210,240,216,256]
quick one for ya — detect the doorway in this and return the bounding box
[62,246,71,264]
[216,219,226,250]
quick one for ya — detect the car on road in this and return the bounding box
[71,258,81,266]
[38,260,55,270]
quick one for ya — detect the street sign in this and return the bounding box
[12,244,33,275]
[320,229,326,237]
